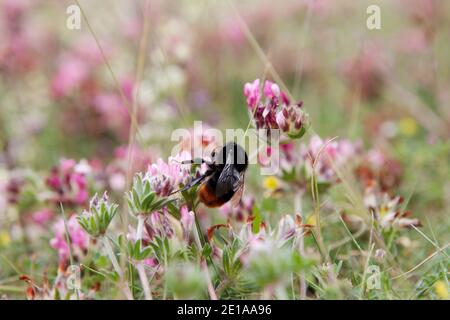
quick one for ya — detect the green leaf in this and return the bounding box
[139,247,152,260]
[202,243,212,258]
[252,206,262,233]
[223,248,230,276]
[261,198,277,212]
[142,192,156,211]
[287,125,308,139]
[133,240,141,259]
[166,202,181,219]
[132,189,141,209]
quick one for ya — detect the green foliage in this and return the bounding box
[77,193,118,238]
[244,245,312,289]
[127,240,152,261]
[165,263,207,299]
[222,239,243,278]
[148,236,171,264]
[126,173,174,215]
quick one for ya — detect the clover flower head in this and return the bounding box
[300,136,359,183]
[275,102,309,138]
[45,158,91,207]
[243,79,309,139]
[364,187,421,229]
[146,157,188,197]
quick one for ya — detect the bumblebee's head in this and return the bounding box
[213,142,248,172]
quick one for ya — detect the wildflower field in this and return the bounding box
[0,0,449,300]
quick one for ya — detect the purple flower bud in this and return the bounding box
[101,191,109,203]
[243,79,260,109]
[264,80,280,98]
[276,111,289,132]
[90,194,99,208]
[281,91,290,105]
[294,118,303,130]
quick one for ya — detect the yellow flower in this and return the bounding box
[263,176,279,191]
[434,280,449,300]
[399,117,418,137]
[0,231,11,247]
[306,214,316,226]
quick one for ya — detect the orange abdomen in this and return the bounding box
[199,184,226,208]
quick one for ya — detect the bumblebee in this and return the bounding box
[174,142,248,207]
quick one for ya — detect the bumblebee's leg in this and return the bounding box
[180,158,207,165]
[169,174,209,195]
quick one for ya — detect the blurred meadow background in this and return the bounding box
[0,0,449,300]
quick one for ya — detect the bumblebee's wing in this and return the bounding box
[229,172,245,207]
[215,163,241,198]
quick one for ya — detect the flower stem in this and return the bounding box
[135,215,152,300]
[136,215,145,241]
[193,215,204,250]
[201,258,218,300]
[295,191,307,300]
[103,237,122,277]
[192,213,218,300]
[102,236,133,300]
[136,263,152,300]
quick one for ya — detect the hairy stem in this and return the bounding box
[201,258,218,300]
[103,237,122,277]
[136,215,145,241]
[103,237,133,300]
[136,263,152,300]
[295,191,307,300]
[135,215,152,300]
[193,213,218,300]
